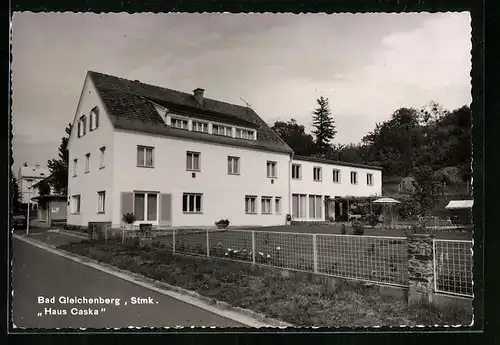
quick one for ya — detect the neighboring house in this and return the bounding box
[290,156,382,222]
[17,164,50,208]
[66,71,382,229]
[31,174,68,226]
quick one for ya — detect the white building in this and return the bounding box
[17,164,50,207]
[67,71,382,229]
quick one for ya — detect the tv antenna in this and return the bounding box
[240,96,253,109]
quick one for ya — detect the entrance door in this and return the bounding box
[134,192,159,225]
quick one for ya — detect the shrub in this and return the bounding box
[365,213,380,227]
[123,213,136,224]
[353,221,365,235]
[215,219,230,228]
[286,214,292,222]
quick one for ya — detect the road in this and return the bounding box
[11,238,245,328]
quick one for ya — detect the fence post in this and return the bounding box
[206,229,210,257]
[313,234,318,273]
[252,231,256,264]
[173,229,176,254]
[407,233,436,306]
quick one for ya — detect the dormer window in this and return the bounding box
[89,107,99,131]
[235,128,256,140]
[77,115,87,137]
[192,121,209,133]
[171,117,189,130]
[212,124,232,137]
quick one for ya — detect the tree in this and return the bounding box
[271,119,316,156]
[38,180,51,196]
[47,123,72,195]
[11,174,21,214]
[413,165,443,215]
[311,97,337,155]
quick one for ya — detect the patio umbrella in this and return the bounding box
[372,197,401,224]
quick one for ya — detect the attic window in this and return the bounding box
[89,107,99,131]
[78,115,87,137]
[235,128,255,140]
[212,124,233,137]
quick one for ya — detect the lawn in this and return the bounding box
[57,239,472,327]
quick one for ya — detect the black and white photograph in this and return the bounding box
[10,11,475,329]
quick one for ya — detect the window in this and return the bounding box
[266,161,277,178]
[85,153,90,173]
[366,173,374,186]
[235,128,255,140]
[351,171,358,184]
[134,192,158,221]
[97,191,106,213]
[71,195,81,214]
[73,159,78,177]
[78,116,87,137]
[228,156,240,175]
[212,124,232,137]
[183,193,202,213]
[309,195,323,219]
[192,121,209,133]
[245,196,257,214]
[261,197,272,214]
[171,117,189,129]
[313,167,322,181]
[274,197,282,214]
[89,107,99,131]
[186,151,201,171]
[292,194,307,218]
[99,147,106,168]
[137,146,154,167]
[292,164,301,179]
[333,169,340,183]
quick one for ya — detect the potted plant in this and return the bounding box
[122,213,136,230]
[215,218,230,229]
[286,214,292,225]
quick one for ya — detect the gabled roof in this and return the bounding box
[88,71,293,154]
[293,155,383,171]
[32,173,55,188]
[18,165,50,179]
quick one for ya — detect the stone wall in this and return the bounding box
[407,234,435,305]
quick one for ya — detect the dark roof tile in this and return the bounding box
[89,71,292,154]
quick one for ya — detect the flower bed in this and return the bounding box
[57,240,472,327]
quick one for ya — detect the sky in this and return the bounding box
[11,12,471,174]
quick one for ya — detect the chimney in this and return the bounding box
[193,88,205,106]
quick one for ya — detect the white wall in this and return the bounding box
[291,159,382,197]
[112,130,290,227]
[67,76,115,227]
[290,159,382,220]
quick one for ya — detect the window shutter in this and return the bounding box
[121,192,134,221]
[159,194,172,226]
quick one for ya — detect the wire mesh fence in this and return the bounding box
[317,235,408,286]
[434,239,474,297]
[151,229,411,287]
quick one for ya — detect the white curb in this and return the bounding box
[12,234,283,328]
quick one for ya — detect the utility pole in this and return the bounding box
[26,186,31,235]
